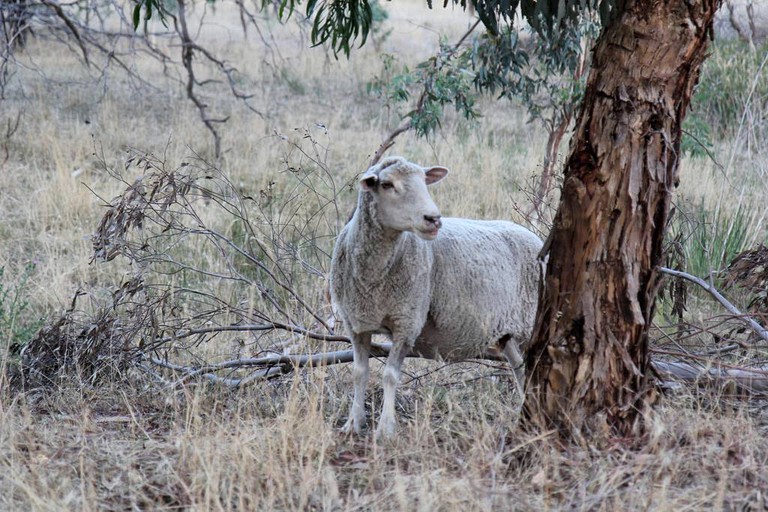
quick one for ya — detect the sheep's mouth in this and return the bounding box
[416,226,440,240]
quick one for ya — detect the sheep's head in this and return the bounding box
[359,157,448,240]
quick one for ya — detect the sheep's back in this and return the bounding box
[413,218,542,360]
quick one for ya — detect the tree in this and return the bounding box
[524,0,721,440]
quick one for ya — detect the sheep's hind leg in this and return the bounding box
[342,332,372,434]
[376,340,408,440]
[502,339,526,407]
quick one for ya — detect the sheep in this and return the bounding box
[329,156,543,439]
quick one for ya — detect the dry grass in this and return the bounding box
[2,1,768,509]
[2,374,768,510]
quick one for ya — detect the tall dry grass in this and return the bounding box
[1,0,768,509]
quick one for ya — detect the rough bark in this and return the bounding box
[524,0,721,440]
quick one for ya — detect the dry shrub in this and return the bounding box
[15,281,142,390]
[723,244,768,328]
[17,129,350,390]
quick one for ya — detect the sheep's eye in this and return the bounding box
[381,182,395,190]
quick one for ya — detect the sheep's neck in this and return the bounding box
[350,195,409,285]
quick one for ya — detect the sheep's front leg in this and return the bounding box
[342,332,371,434]
[376,340,408,440]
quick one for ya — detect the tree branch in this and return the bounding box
[39,0,90,65]
[171,0,224,158]
[369,19,482,166]
[149,343,388,387]
[659,266,768,343]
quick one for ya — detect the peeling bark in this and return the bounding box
[524,0,722,440]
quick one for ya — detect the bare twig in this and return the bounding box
[152,322,350,346]
[38,0,90,65]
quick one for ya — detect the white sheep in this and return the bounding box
[330,156,543,439]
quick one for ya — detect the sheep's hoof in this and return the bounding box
[341,415,365,435]
[374,418,397,441]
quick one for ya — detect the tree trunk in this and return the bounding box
[524,0,721,440]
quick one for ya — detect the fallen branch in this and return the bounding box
[659,266,768,343]
[652,348,768,376]
[146,341,508,387]
[149,343,388,387]
[652,360,768,395]
[142,264,768,392]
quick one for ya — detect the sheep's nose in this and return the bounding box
[424,214,442,229]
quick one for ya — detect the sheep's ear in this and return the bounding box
[425,166,449,185]
[359,173,378,191]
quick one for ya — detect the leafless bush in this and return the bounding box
[19,127,357,388]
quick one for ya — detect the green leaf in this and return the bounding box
[133,1,142,29]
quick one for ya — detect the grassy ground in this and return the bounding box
[3,375,768,510]
[1,1,768,509]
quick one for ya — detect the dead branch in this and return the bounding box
[653,360,768,394]
[2,0,282,159]
[149,344,388,387]
[150,352,345,385]
[725,0,755,44]
[652,348,768,376]
[146,340,510,387]
[171,0,224,159]
[38,0,90,65]
[369,119,413,167]
[659,266,768,343]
